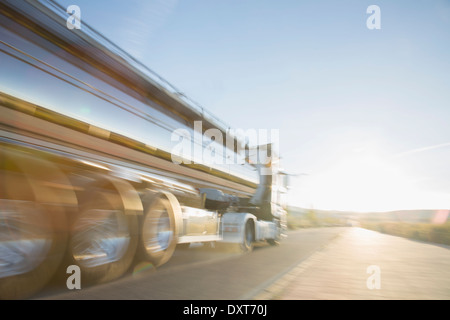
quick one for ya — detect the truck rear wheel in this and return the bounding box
[0,149,69,299]
[137,197,177,267]
[67,188,138,284]
[0,200,67,299]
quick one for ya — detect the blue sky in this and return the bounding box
[57,0,450,211]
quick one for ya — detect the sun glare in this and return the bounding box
[303,153,426,212]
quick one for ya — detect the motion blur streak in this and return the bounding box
[0,0,288,300]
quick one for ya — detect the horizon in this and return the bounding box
[286,205,449,214]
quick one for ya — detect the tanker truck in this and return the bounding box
[0,0,289,299]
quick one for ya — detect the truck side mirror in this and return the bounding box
[278,172,290,190]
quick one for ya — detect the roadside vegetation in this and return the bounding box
[287,206,450,246]
[286,208,348,229]
[360,221,450,246]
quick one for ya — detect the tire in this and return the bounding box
[137,197,178,267]
[216,219,254,253]
[267,219,283,246]
[240,220,254,252]
[0,200,67,299]
[66,188,138,284]
[0,150,69,300]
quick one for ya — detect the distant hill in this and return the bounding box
[287,206,359,220]
[359,209,449,223]
[286,206,358,228]
[287,206,450,224]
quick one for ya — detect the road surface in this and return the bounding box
[35,227,450,300]
[273,227,450,300]
[36,227,342,299]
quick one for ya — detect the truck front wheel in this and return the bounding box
[240,220,254,252]
[267,218,284,246]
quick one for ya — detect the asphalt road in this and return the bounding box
[277,227,450,300]
[36,227,344,300]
